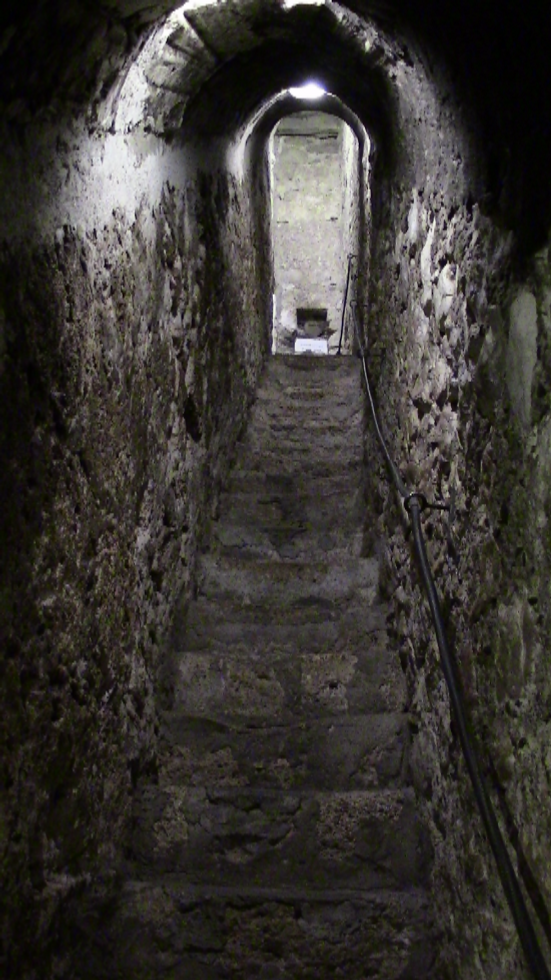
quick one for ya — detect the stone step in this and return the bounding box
[131,786,431,891]
[218,483,363,523]
[93,880,434,980]
[231,452,363,482]
[177,598,389,650]
[170,640,407,720]
[210,521,364,562]
[254,375,361,406]
[159,712,410,791]
[250,393,363,423]
[240,425,363,463]
[213,484,364,558]
[224,469,364,498]
[239,428,362,460]
[232,455,362,485]
[245,410,363,437]
[196,555,379,608]
[256,366,362,388]
[237,443,362,473]
[265,353,361,376]
[252,389,363,416]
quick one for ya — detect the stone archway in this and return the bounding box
[270,110,361,355]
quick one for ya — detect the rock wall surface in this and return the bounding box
[340,119,362,349]
[364,35,551,980]
[0,119,270,977]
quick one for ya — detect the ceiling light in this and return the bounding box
[282,0,324,6]
[288,82,326,100]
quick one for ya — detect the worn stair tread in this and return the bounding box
[131,785,430,889]
[158,712,410,790]
[208,520,364,563]
[196,554,379,608]
[247,402,363,423]
[172,616,390,659]
[169,643,407,718]
[239,429,362,454]
[97,880,434,980]
[256,365,361,384]
[214,514,362,536]
[243,422,363,445]
[224,469,365,495]
[181,595,387,632]
[209,531,364,563]
[265,353,362,373]
[220,476,364,500]
[234,444,363,470]
[249,400,363,424]
[255,371,361,390]
[120,877,431,903]
[216,492,363,524]
[197,554,377,576]
[177,601,389,650]
[211,494,365,558]
[233,451,363,477]
[231,457,363,481]
[252,393,363,414]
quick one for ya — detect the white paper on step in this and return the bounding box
[294,338,328,355]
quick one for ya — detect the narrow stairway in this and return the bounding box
[120,355,435,979]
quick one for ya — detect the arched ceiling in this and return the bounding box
[0,0,550,248]
[0,0,547,127]
[171,9,396,146]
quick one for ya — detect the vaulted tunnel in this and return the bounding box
[2,2,551,978]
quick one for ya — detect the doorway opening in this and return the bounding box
[269,111,361,355]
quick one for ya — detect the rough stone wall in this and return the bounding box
[271,112,354,353]
[340,121,362,350]
[0,119,270,977]
[364,36,551,980]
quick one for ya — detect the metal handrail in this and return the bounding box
[352,312,551,980]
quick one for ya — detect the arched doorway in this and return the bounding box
[269,110,361,355]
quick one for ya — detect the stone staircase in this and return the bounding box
[112,355,435,979]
